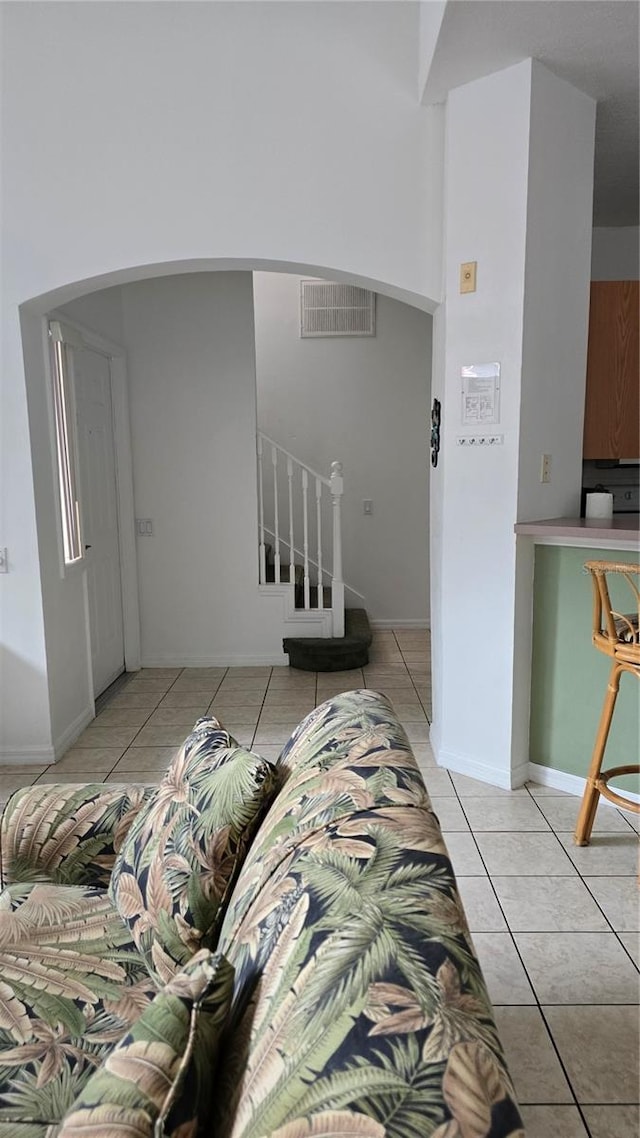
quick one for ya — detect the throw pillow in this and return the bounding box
[109,717,277,982]
[57,948,234,1138]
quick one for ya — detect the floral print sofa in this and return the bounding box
[0,690,524,1138]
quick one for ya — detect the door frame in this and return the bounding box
[48,310,141,679]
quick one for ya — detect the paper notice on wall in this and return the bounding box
[461,363,501,425]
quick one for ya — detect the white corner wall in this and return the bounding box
[253,273,432,624]
[431,60,595,789]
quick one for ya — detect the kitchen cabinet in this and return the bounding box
[583,280,639,460]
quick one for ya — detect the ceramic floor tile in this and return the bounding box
[158,692,213,711]
[211,691,265,707]
[471,933,535,1004]
[543,1005,640,1103]
[178,668,227,679]
[402,724,431,743]
[536,795,634,834]
[493,1005,573,1103]
[114,747,177,771]
[441,831,487,875]
[169,680,221,695]
[253,726,298,745]
[257,705,315,723]
[455,877,507,931]
[362,663,411,676]
[451,772,527,797]
[217,721,260,740]
[474,832,578,876]
[136,668,182,679]
[492,876,610,932]
[47,747,125,772]
[226,667,273,678]
[410,743,436,766]
[106,770,162,784]
[618,932,640,967]
[619,808,640,833]
[389,706,427,723]
[76,726,140,749]
[146,707,205,727]
[36,770,109,784]
[124,677,174,693]
[214,682,268,695]
[107,692,163,710]
[0,771,45,796]
[93,708,152,729]
[429,797,470,831]
[420,769,455,797]
[515,932,640,1003]
[461,797,550,831]
[518,1105,588,1137]
[558,833,640,876]
[132,725,192,746]
[526,781,574,797]
[582,1105,640,1137]
[584,877,640,932]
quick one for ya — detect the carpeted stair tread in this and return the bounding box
[283,609,372,671]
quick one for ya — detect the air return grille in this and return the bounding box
[300,280,376,338]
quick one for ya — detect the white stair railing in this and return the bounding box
[256,432,345,636]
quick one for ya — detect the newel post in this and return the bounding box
[330,461,345,637]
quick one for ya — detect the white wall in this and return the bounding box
[253,274,432,624]
[1,1,445,759]
[591,227,640,280]
[430,61,595,788]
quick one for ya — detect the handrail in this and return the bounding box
[258,432,330,487]
[262,525,366,601]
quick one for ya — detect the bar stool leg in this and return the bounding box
[574,663,621,846]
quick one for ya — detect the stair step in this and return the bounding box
[283,608,372,672]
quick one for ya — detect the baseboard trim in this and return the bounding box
[140,655,290,668]
[432,737,527,790]
[370,620,431,630]
[0,746,55,766]
[528,762,640,804]
[53,707,95,761]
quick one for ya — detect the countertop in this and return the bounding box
[515,515,639,549]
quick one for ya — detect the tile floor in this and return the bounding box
[1,628,638,1137]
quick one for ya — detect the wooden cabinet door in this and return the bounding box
[583,280,639,459]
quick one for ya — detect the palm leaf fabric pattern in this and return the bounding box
[0,783,156,890]
[215,690,524,1138]
[58,948,234,1138]
[109,717,278,983]
[0,881,156,1132]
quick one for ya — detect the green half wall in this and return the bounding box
[530,544,639,794]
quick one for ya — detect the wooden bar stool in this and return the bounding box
[574,560,640,846]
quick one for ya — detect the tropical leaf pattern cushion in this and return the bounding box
[214,691,524,1138]
[109,717,278,983]
[0,783,156,890]
[0,881,156,1130]
[58,948,234,1138]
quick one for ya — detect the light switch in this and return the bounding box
[540,454,552,484]
[363,500,373,516]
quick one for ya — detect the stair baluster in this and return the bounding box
[257,435,266,584]
[330,461,345,637]
[287,457,295,587]
[302,468,311,610]
[271,445,281,583]
[315,477,323,603]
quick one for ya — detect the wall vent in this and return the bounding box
[300,280,376,338]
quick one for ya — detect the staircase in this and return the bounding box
[257,433,371,670]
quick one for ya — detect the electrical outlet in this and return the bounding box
[460,261,477,294]
[136,519,154,536]
[363,500,373,516]
[540,454,552,483]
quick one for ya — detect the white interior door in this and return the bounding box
[74,347,125,696]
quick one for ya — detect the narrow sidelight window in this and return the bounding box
[49,322,83,564]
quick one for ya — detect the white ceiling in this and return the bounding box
[422,1,639,227]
